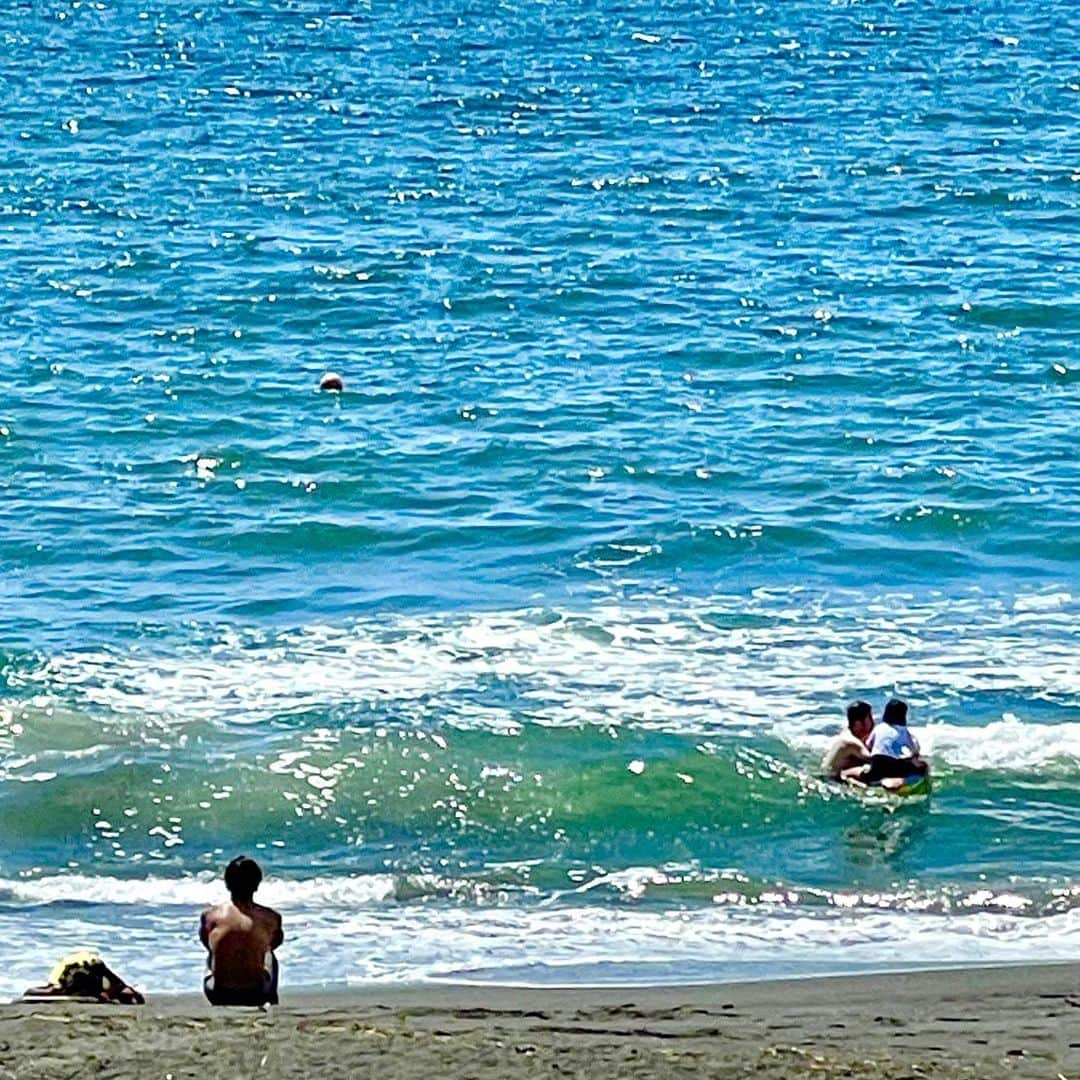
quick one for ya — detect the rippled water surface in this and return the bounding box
[0,0,1077,997]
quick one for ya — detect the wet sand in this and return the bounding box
[2,963,1078,1078]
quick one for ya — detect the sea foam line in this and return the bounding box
[4,890,1080,1001]
[3,589,1077,774]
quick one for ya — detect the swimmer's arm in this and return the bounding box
[840,764,869,786]
[199,911,211,949]
[910,733,927,767]
[841,736,870,767]
[822,735,868,776]
[272,915,284,950]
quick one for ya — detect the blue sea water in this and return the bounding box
[0,0,1078,998]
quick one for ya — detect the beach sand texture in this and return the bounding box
[2,964,1078,1079]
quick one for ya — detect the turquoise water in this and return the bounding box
[1,0,1078,997]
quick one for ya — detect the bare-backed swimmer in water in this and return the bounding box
[821,701,874,780]
[200,856,283,1006]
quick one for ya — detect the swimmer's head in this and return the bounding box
[883,698,909,726]
[846,700,873,739]
[224,855,263,902]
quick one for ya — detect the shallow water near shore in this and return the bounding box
[1,0,1078,999]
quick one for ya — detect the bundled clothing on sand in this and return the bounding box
[22,950,144,1004]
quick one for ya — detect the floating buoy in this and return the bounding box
[319,371,344,392]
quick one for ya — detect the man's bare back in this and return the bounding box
[200,857,283,1006]
[201,900,283,984]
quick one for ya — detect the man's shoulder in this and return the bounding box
[201,901,233,923]
[253,902,282,922]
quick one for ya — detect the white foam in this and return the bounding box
[3,587,1077,774]
[786,715,1080,770]
[908,716,1080,770]
[0,873,397,908]
[4,890,1080,1001]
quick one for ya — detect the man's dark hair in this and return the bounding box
[224,856,262,900]
[846,701,872,730]
[883,698,908,726]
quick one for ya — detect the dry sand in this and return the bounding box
[2,963,1079,1079]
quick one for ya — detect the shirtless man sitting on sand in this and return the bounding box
[821,700,874,780]
[200,856,283,1006]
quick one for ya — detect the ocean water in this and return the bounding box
[0,0,1078,998]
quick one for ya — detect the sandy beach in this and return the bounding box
[2,963,1078,1079]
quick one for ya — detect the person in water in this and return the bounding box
[200,856,283,1006]
[821,700,874,779]
[854,697,928,786]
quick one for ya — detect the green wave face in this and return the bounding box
[4,588,1079,914]
[4,697,1080,913]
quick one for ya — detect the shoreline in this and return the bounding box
[3,961,1078,1078]
[7,954,1063,1009]
[122,954,1080,1006]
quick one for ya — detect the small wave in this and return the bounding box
[4,882,1080,1000]
[0,872,458,909]
[3,590,1079,901]
[6,589,1075,735]
[786,715,1080,772]
[922,717,1080,771]
[6,868,1080,921]
[559,865,1080,919]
